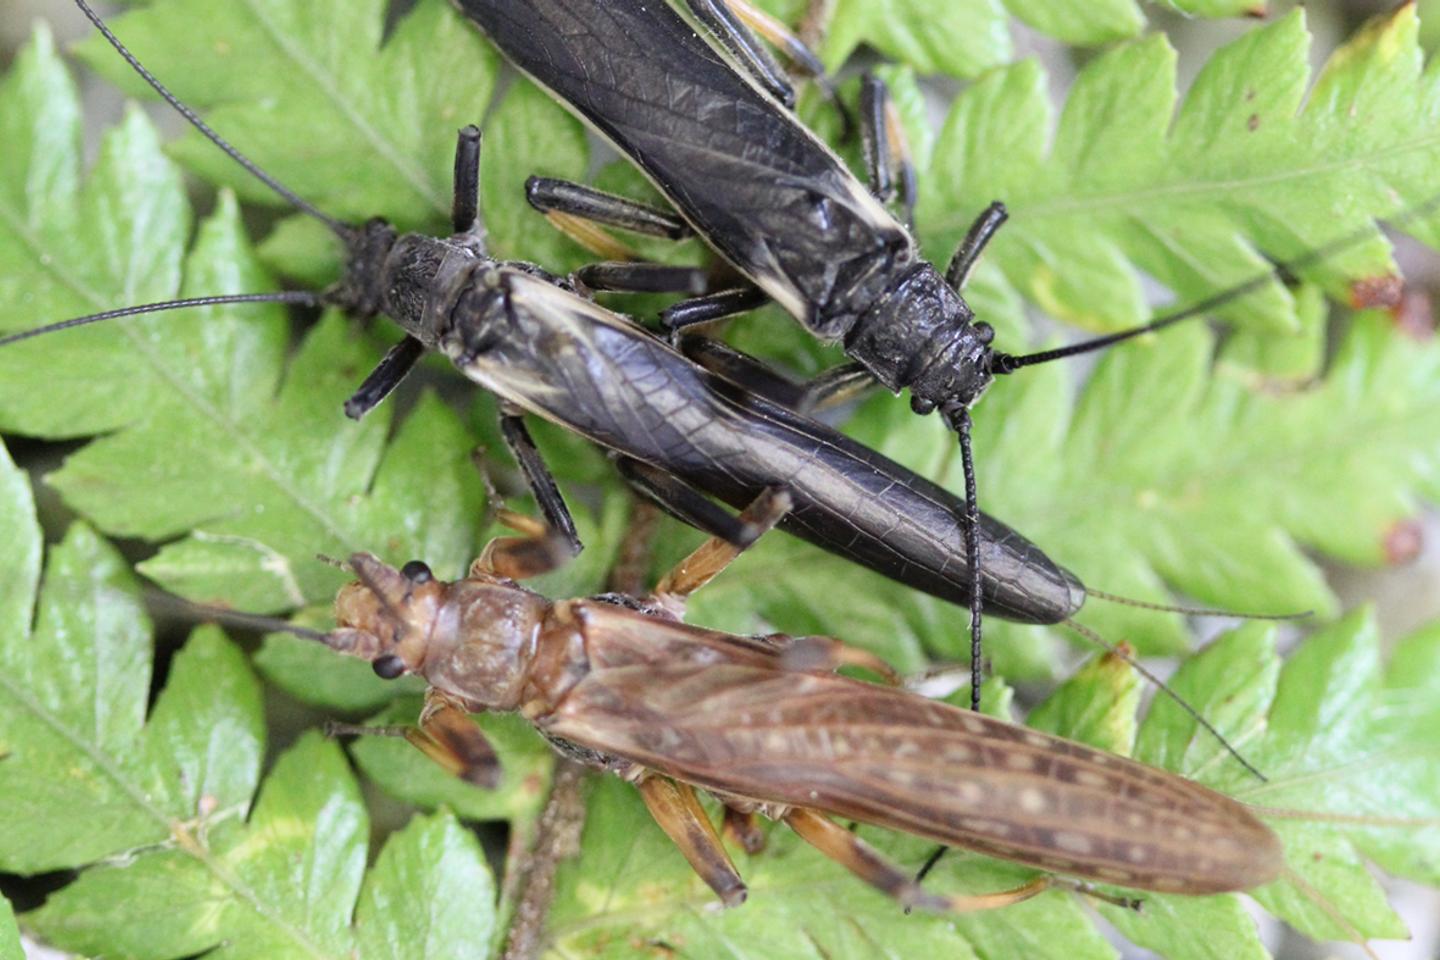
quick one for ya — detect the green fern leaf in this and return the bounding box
[0,899,15,960]
[921,8,1440,336]
[77,0,589,262]
[0,439,495,959]
[0,25,485,613]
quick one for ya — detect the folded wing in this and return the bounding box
[542,660,1282,894]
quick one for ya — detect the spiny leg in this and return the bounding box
[655,487,792,600]
[858,73,917,227]
[636,776,747,907]
[944,201,1009,292]
[784,809,1052,913]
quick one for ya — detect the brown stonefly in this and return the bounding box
[317,488,1283,913]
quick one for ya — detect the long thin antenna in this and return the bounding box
[0,292,323,347]
[73,0,354,240]
[1088,588,1311,621]
[1062,618,1267,782]
[993,189,1440,372]
[144,590,332,643]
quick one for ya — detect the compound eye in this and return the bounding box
[973,321,995,345]
[372,654,407,679]
[400,560,433,583]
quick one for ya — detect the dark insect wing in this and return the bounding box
[454,274,1082,622]
[540,646,1281,895]
[455,0,907,329]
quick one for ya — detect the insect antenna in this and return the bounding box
[0,292,324,348]
[1061,618,1266,782]
[73,0,354,241]
[991,188,1440,373]
[142,590,332,643]
[1087,589,1311,622]
[938,404,986,713]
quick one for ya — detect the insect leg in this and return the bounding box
[635,776,748,907]
[677,335,810,407]
[772,634,902,684]
[943,202,1009,292]
[525,177,691,240]
[497,408,583,556]
[660,286,772,334]
[468,420,580,581]
[796,362,876,414]
[684,0,801,108]
[614,457,764,548]
[858,73,917,228]
[328,690,500,787]
[576,262,713,295]
[699,0,841,127]
[524,177,688,262]
[412,689,502,787]
[722,806,767,855]
[783,809,1052,913]
[654,487,792,599]
[453,125,483,234]
[678,334,876,413]
[343,335,426,420]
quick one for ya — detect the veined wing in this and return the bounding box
[454,0,905,324]
[541,661,1282,894]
